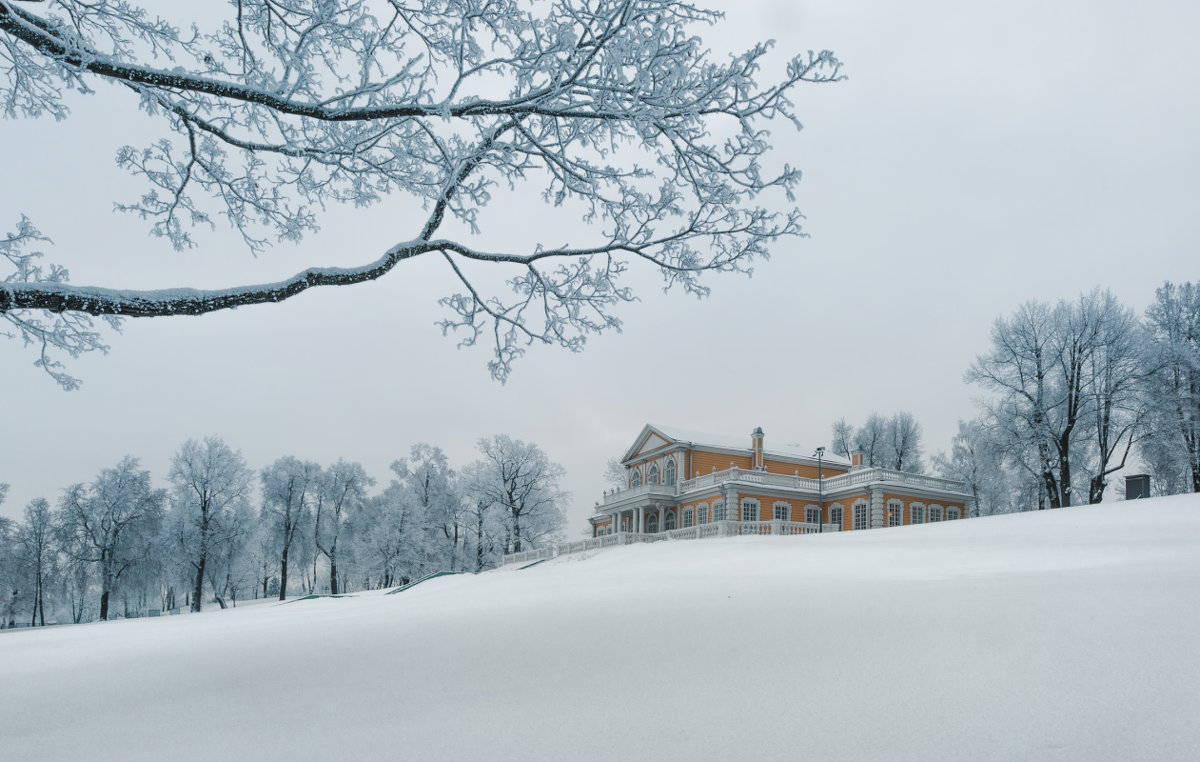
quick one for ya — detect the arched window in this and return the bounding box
[947,507,961,520]
[665,459,677,485]
[773,502,790,521]
[910,502,925,525]
[805,505,821,525]
[683,508,694,527]
[853,500,869,530]
[631,470,641,488]
[929,504,943,522]
[830,504,843,529]
[648,464,659,485]
[741,499,760,522]
[713,502,726,521]
[647,514,659,533]
[698,503,709,524]
[888,500,903,527]
[664,510,677,531]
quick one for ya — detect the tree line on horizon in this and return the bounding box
[826,282,1198,516]
[933,281,1200,514]
[0,436,567,628]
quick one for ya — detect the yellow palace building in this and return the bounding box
[590,424,973,537]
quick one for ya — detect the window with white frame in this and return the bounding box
[631,470,641,488]
[665,459,676,485]
[888,500,903,527]
[664,510,676,531]
[929,504,943,522]
[741,500,759,522]
[648,464,659,485]
[948,507,961,520]
[853,501,869,530]
[773,502,790,521]
[805,505,821,525]
[647,514,658,533]
[698,503,709,524]
[713,502,725,521]
[683,508,694,528]
[830,504,843,529]
[910,503,925,525]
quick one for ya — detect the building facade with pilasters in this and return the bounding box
[590,424,973,538]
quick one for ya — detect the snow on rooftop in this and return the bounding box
[3,496,1199,760]
[652,423,852,464]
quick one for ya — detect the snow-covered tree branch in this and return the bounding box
[0,0,842,386]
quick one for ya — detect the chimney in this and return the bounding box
[751,427,764,470]
[851,448,865,470]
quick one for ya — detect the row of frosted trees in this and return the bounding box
[0,435,567,627]
[935,282,1200,513]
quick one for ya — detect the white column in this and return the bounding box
[612,512,619,533]
[870,488,885,529]
[635,506,643,533]
[658,506,663,533]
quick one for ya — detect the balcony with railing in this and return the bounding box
[596,466,969,514]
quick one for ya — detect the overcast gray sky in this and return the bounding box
[3,0,1198,531]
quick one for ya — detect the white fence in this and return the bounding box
[500,520,841,566]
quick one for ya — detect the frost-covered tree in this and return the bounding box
[56,456,165,620]
[969,289,1149,506]
[602,457,627,491]
[0,0,842,387]
[854,413,888,468]
[260,456,319,600]
[16,497,56,625]
[884,411,923,473]
[933,420,1011,516]
[830,418,855,461]
[0,502,17,628]
[354,483,422,588]
[1142,281,1200,493]
[168,436,253,612]
[460,460,505,572]
[313,459,373,594]
[392,445,461,572]
[203,501,255,607]
[1083,293,1146,503]
[473,435,567,553]
[968,300,1086,507]
[832,413,924,472]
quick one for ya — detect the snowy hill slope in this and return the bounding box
[3,497,1199,761]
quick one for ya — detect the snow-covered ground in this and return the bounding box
[3,496,1198,761]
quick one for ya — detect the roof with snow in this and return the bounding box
[623,423,852,466]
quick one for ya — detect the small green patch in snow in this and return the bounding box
[384,570,462,595]
[285,594,358,604]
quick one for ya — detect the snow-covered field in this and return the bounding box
[3,496,1198,761]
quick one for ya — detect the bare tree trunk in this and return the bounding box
[476,507,486,573]
[279,546,290,601]
[329,544,339,596]
[192,555,207,613]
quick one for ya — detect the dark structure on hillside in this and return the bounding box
[1125,474,1151,500]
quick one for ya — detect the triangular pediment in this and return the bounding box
[621,424,679,464]
[637,433,669,455]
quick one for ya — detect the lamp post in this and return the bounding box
[815,446,825,533]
